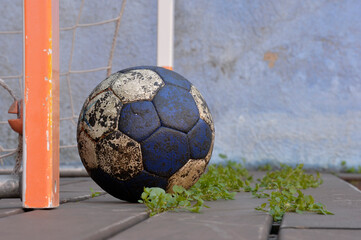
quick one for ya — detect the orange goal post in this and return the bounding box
[22,0,60,208]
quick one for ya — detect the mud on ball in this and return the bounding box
[77,66,215,202]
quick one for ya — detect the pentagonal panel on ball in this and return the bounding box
[189,85,214,132]
[88,72,121,100]
[187,119,213,159]
[124,171,168,202]
[96,130,143,181]
[153,85,199,133]
[141,127,190,178]
[111,69,165,103]
[118,101,161,142]
[204,136,215,164]
[77,96,90,136]
[119,66,157,73]
[118,66,192,91]
[81,91,122,140]
[167,159,207,192]
[77,130,98,170]
[89,168,168,203]
[153,67,192,91]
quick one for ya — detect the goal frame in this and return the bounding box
[157,0,174,70]
[22,0,60,209]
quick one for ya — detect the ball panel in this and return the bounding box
[190,85,214,132]
[89,167,133,202]
[153,67,192,91]
[204,133,215,164]
[88,72,120,100]
[141,127,190,178]
[118,66,192,91]
[77,95,91,137]
[125,170,168,201]
[166,159,207,192]
[82,91,122,140]
[153,85,199,133]
[77,130,98,170]
[118,101,161,142]
[96,130,143,181]
[118,65,157,73]
[111,70,164,103]
[89,168,168,203]
[187,119,213,159]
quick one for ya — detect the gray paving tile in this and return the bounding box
[279,228,361,240]
[60,177,100,191]
[0,194,148,240]
[110,192,272,240]
[0,178,104,218]
[59,177,91,186]
[281,174,361,229]
[0,198,23,218]
[60,177,106,203]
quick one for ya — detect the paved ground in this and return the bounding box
[0,173,360,240]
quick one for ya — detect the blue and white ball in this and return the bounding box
[77,66,215,202]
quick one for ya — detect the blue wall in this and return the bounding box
[0,0,360,169]
[173,1,361,168]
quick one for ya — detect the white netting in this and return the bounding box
[59,0,126,161]
[0,0,152,169]
[0,78,19,166]
[0,1,23,166]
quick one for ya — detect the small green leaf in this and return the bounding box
[172,185,185,194]
[295,209,303,214]
[90,188,101,198]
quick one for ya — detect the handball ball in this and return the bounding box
[77,66,215,202]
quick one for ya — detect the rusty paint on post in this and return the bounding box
[23,0,59,208]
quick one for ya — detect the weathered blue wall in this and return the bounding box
[0,0,360,169]
[174,0,361,169]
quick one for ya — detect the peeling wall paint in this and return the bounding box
[0,0,360,169]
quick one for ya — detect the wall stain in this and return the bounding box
[264,51,278,68]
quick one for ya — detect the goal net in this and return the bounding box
[0,0,160,173]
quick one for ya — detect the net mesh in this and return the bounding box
[0,0,133,169]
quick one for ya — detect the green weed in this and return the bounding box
[139,161,333,221]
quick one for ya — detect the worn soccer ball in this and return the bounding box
[77,66,214,202]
